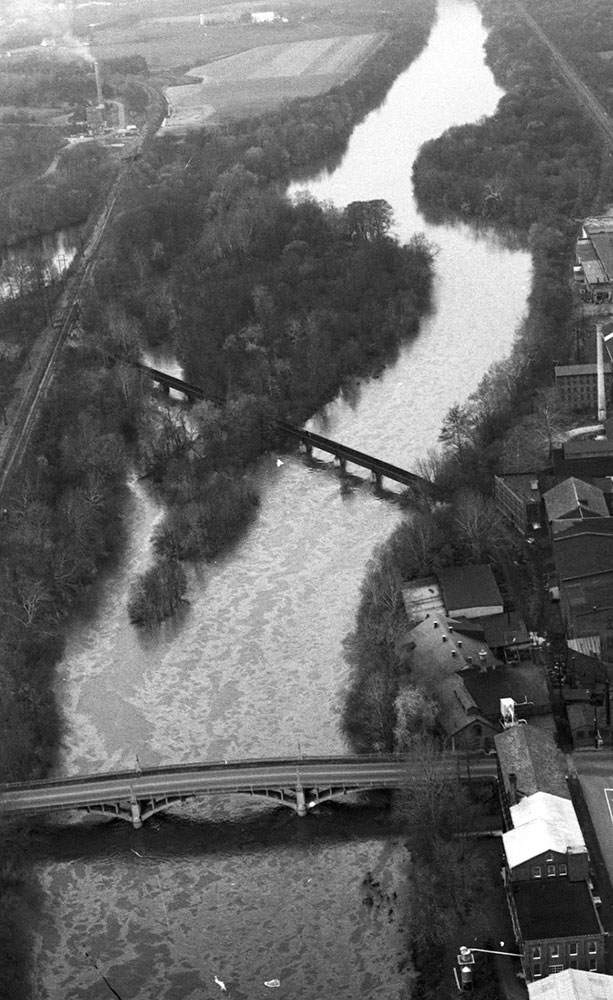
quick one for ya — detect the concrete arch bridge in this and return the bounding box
[0,754,497,829]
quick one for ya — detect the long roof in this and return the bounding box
[494,725,570,800]
[553,523,613,581]
[528,969,613,1000]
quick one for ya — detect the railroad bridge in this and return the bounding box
[0,754,497,829]
[113,357,437,493]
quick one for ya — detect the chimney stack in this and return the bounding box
[597,322,607,422]
[94,59,104,108]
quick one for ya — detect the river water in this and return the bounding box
[31,2,531,998]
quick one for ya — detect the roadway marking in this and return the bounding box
[604,788,613,828]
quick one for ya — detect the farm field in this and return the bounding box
[163,33,383,129]
[88,0,403,72]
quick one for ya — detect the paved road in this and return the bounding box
[0,754,498,816]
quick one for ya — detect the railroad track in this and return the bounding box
[0,189,119,500]
[512,0,613,148]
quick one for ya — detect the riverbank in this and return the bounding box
[343,0,613,992]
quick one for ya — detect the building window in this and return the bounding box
[547,865,556,877]
[588,942,597,954]
[532,948,541,960]
[550,946,559,958]
[590,958,598,971]
[533,963,541,978]
[550,965,564,975]
[569,944,578,956]
[559,864,567,876]
[533,866,542,879]
[571,961,578,970]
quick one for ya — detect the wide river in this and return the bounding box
[31,1,531,998]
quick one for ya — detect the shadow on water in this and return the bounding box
[22,798,395,863]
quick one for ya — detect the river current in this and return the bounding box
[31,1,531,997]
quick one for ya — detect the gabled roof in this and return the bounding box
[494,725,570,800]
[528,969,613,1000]
[510,792,585,846]
[437,564,503,616]
[435,672,494,738]
[543,477,609,522]
[503,816,581,869]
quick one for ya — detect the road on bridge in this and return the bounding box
[0,754,498,819]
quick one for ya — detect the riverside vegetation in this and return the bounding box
[341,0,613,994]
[0,2,438,994]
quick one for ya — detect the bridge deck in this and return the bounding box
[0,755,496,816]
[275,420,433,489]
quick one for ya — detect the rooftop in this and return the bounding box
[462,664,550,721]
[437,564,503,618]
[512,878,601,939]
[435,672,494,739]
[553,522,613,581]
[495,725,570,800]
[543,478,609,522]
[503,815,584,868]
[404,614,500,678]
[589,232,613,283]
[401,576,446,622]
[527,969,613,1000]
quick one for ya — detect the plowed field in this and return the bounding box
[163,33,383,129]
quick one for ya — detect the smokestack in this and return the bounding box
[597,322,606,422]
[94,59,104,108]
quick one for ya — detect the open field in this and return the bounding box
[163,32,383,129]
[88,0,404,72]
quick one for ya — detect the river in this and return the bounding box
[31,2,531,998]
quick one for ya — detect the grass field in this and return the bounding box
[163,32,383,129]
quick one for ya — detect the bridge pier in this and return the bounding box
[129,793,143,829]
[295,786,307,817]
[370,470,382,488]
[160,383,170,396]
[300,439,313,456]
[334,455,347,474]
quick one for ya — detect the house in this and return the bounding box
[495,725,570,829]
[508,879,605,979]
[437,564,504,619]
[494,473,543,535]
[432,672,497,750]
[502,792,588,884]
[543,478,609,534]
[528,968,613,1000]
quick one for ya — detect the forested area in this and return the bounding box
[0,4,440,990]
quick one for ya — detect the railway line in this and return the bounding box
[512,1,613,148]
[0,190,119,499]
